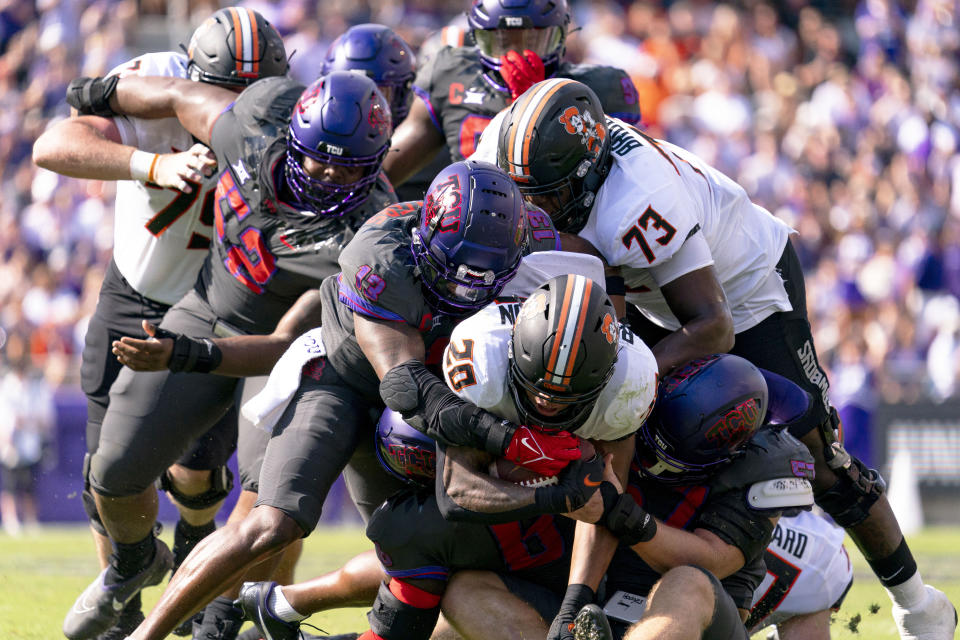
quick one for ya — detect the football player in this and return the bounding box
[58,68,396,640]
[107,160,578,640]
[561,354,815,640]
[236,274,657,640]
[382,0,641,188]
[478,78,957,639]
[31,8,288,639]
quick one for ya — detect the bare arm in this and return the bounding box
[653,265,734,374]
[33,115,216,190]
[112,290,323,377]
[441,445,538,514]
[355,313,426,379]
[382,97,446,187]
[32,116,130,179]
[567,437,635,591]
[630,520,763,579]
[108,75,236,145]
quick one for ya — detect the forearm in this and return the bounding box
[651,314,733,375]
[110,75,182,119]
[437,447,543,523]
[32,118,134,180]
[630,526,742,578]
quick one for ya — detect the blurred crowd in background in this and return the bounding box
[1,0,959,519]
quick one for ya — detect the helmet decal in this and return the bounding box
[600,313,617,345]
[186,7,287,88]
[424,173,463,233]
[704,397,763,446]
[559,106,606,152]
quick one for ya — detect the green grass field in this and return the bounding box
[1,525,958,639]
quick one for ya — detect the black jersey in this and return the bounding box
[319,200,559,397]
[606,426,814,609]
[201,76,397,334]
[414,46,641,162]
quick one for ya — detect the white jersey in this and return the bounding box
[472,113,795,333]
[107,52,216,305]
[443,266,658,442]
[749,510,853,631]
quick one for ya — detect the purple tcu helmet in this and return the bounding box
[376,408,437,487]
[412,160,528,316]
[468,0,570,75]
[284,70,392,221]
[321,24,416,122]
[637,354,769,486]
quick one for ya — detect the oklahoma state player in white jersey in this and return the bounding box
[33,8,288,640]
[475,78,956,639]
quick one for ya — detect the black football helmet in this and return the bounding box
[497,78,611,233]
[186,7,288,88]
[637,354,769,486]
[508,274,619,432]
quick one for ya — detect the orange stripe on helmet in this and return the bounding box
[229,8,244,75]
[520,79,575,174]
[506,88,541,176]
[246,8,260,77]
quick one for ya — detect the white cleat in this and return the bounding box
[892,585,958,640]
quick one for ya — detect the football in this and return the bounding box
[490,439,596,488]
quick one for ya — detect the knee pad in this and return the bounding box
[368,580,441,640]
[813,409,885,528]
[81,454,108,536]
[158,465,234,511]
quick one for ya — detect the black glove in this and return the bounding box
[153,328,223,373]
[598,482,657,544]
[547,584,595,640]
[534,453,604,514]
[66,76,119,116]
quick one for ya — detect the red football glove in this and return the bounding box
[503,426,582,476]
[500,49,546,101]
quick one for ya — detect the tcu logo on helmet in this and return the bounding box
[296,84,322,116]
[424,173,463,233]
[704,397,761,446]
[559,106,606,152]
[368,99,391,137]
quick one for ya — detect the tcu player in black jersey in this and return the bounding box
[34,9,288,640]
[234,274,656,640]
[60,70,395,640]
[483,79,957,640]
[383,0,641,189]
[105,161,578,640]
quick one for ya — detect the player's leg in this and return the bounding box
[440,571,553,640]
[730,240,956,638]
[775,609,832,640]
[125,363,372,640]
[623,566,747,640]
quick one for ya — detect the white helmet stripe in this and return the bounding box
[549,274,588,384]
[237,8,254,73]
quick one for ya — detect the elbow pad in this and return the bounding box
[380,359,515,454]
[66,76,119,117]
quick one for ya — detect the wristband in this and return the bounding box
[130,150,159,183]
[605,275,626,297]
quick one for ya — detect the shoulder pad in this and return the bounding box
[713,427,815,511]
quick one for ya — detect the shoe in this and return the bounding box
[194,596,246,640]
[63,538,174,640]
[235,582,300,640]
[573,604,614,640]
[893,585,958,640]
[94,603,145,640]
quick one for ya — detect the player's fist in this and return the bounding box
[500,49,546,101]
[153,143,217,192]
[503,425,581,476]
